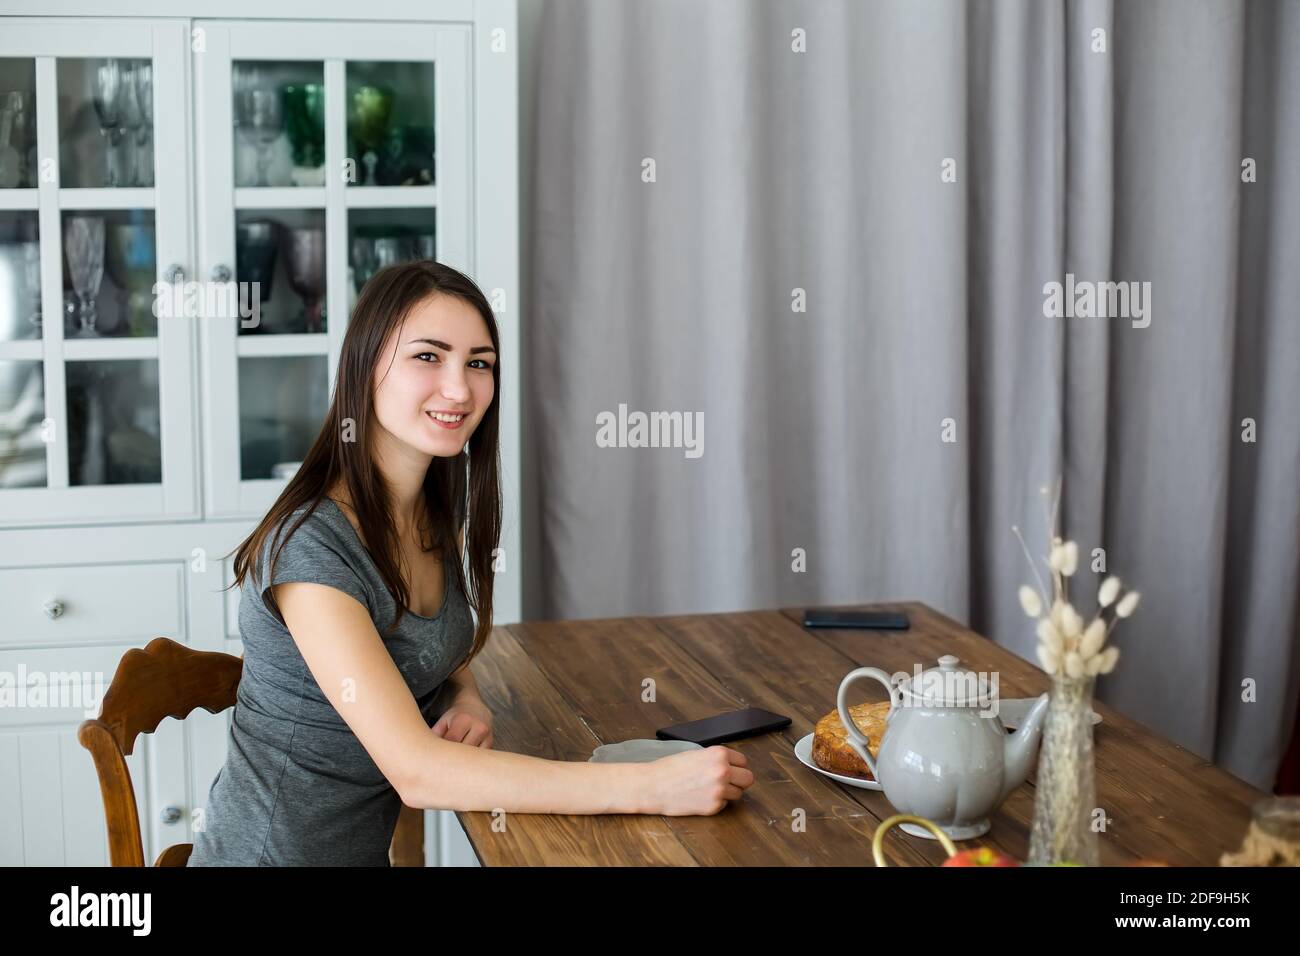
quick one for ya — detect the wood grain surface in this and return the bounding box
[454,602,1265,866]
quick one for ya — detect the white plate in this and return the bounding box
[794,733,883,790]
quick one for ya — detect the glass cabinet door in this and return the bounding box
[194,21,471,517]
[0,21,196,525]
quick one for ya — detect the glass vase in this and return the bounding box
[1027,674,1100,866]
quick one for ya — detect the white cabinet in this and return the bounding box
[192,19,473,517]
[0,18,197,526]
[0,537,201,866]
[0,0,518,867]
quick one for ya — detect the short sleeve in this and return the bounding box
[255,514,372,628]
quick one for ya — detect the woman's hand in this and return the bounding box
[432,694,494,749]
[645,745,754,815]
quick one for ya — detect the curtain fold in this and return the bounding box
[525,0,1300,790]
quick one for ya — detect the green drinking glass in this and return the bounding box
[347,84,394,186]
[281,83,325,186]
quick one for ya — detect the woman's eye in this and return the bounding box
[415,352,491,370]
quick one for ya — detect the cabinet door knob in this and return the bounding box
[164,263,185,284]
[160,805,183,825]
[43,600,65,620]
[211,264,232,283]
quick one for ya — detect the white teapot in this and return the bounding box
[836,655,1049,840]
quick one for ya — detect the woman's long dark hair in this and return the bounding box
[224,260,502,663]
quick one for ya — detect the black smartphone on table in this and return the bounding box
[656,707,791,747]
[802,608,910,630]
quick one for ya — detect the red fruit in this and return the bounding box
[942,847,1020,867]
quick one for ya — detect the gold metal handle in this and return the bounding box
[872,814,959,866]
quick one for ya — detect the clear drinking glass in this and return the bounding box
[64,216,106,336]
[91,60,123,187]
[285,226,325,333]
[236,84,284,188]
[118,63,144,187]
[133,63,153,187]
[0,91,27,188]
[350,236,377,293]
[1222,796,1300,866]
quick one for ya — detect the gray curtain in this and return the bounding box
[523,0,1300,791]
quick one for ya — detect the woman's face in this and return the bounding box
[372,292,496,460]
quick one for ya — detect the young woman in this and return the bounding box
[188,261,753,866]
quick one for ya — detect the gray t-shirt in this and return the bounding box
[188,497,475,866]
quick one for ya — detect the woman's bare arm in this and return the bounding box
[272,580,671,814]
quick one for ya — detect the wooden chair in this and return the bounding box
[78,636,427,866]
[79,637,243,866]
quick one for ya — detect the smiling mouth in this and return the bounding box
[426,410,467,429]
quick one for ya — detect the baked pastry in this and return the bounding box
[812,701,892,780]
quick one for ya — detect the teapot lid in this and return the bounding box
[898,655,995,707]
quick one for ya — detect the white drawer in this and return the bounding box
[0,563,185,647]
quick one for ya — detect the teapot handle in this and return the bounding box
[835,667,898,780]
[872,814,959,866]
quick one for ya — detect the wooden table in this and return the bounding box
[453,602,1266,866]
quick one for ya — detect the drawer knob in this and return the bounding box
[160,805,183,825]
[43,600,65,620]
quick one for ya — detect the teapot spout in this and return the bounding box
[1001,692,1050,803]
